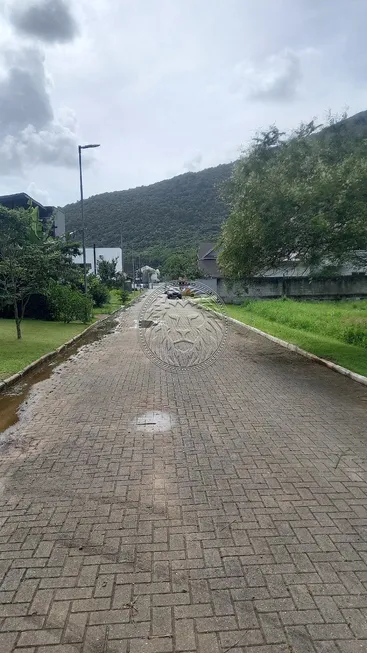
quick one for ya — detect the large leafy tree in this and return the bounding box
[0,205,80,339]
[218,115,367,278]
[161,249,200,280]
[97,256,118,288]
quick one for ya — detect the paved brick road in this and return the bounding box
[1,300,367,653]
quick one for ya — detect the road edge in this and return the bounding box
[198,303,367,387]
[0,294,143,394]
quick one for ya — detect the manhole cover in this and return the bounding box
[134,411,173,433]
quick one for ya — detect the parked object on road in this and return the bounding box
[166,287,182,299]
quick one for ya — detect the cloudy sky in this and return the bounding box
[0,0,366,207]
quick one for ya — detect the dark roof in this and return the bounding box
[0,193,53,218]
[198,242,219,260]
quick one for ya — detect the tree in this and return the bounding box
[88,275,109,307]
[0,206,36,338]
[0,205,81,339]
[218,115,367,278]
[161,249,201,280]
[97,256,118,288]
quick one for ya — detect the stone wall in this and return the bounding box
[216,275,367,303]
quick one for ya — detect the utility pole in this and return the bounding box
[132,248,135,291]
[78,143,100,294]
[78,146,87,294]
[120,228,124,290]
[93,243,97,274]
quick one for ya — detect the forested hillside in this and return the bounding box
[64,163,232,264]
[63,110,367,268]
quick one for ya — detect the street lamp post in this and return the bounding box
[78,143,100,294]
[132,248,135,291]
[120,227,125,291]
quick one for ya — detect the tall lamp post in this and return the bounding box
[78,143,100,294]
[132,248,135,291]
[120,227,125,290]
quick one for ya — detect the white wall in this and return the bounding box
[73,247,123,274]
[54,209,65,237]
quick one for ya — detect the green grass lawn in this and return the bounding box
[92,289,122,316]
[0,319,87,380]
[225,299,367,377]
[0,290,142,381]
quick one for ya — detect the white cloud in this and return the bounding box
[1,0,367,205]
[8,0,78,44]
[231,49,318,102]
[183,153,203,172]
[0,41,79,175]
[26,181,51,205]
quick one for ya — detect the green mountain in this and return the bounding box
[63,110,367,268]
[63,163,232,266]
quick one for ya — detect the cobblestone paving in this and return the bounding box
[1,300,367,653]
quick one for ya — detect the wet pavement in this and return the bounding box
[1,298,367,653]
[0,315,118,438]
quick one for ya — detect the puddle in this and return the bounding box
[139,319,155,328]
[0,315,118,437]
[134,411,174,433]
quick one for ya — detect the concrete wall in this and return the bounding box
[217,275,367,303]
[73,247,123,274]
[54,209,65,238]
[194,278,218,293]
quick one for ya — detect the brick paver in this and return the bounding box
[1,299,367,653]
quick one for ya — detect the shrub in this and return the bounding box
[343,324,367,348]
[0,293,53,320]
[120,289,130,304]
[78,294,94,324]
[48,283,93,324]
[88,276,109,308]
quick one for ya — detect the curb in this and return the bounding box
[199,304,367,388]
[0,293,143,395]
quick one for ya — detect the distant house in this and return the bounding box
[198,242,221,278]
[0,192,65,238]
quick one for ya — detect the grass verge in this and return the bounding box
[0,289,142,380]
[93,289,141,317]
[225,301,367,377]
[0,320,87,380]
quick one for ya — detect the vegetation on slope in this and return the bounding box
[64,110,367,273]
[64,164,232,265]
[219,112,367,278]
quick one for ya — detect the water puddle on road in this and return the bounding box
[0,316,119,438]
